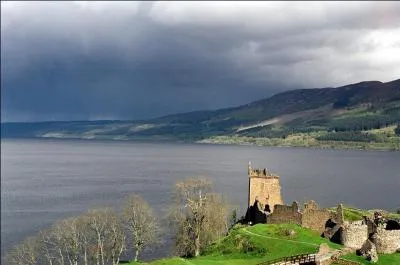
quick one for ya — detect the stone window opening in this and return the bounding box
[385,220,400,230]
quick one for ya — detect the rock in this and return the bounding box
[323,224,342,243]
[318,243,331,255]
[358,239,373,256]
[358,239,378,263]
[287,229,296,236]
[366,244,378,263]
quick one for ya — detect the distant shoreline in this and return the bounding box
[197,136,400,152]
[2,135,399,152]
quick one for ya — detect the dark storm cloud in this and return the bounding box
[2,1,400,121]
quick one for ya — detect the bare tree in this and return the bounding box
[87,208,111,265]
[123,194,159,262]
[37,217,90,265]
[5,236,39,265]
[170,177,229,257]
[6,206,128,265]
[63,217,86,265]
[75,215,93,265]
[87,208,126,265]
[200,193,230,246]
[38,229,56,265]
[48,217,83,265]
[51,221,68,265]
[103,213,126,265]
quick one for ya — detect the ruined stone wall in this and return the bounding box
[332,259,362,265]
[248,176,283,211]
[268,202,302,225]
[333,204,345,225]
[372,227,400,254]
[365,218,377,236]
[340,221,368,249]
[264,200,344,234]
[300,202,344,234]
[301,209,333,234]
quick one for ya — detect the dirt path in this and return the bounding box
[242,227,320,247]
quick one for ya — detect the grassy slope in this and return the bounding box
[132,213,400,265]
[132,224,342,265]
[327,205,400,222]
[342,253,400,265]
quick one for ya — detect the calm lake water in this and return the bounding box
[1,138,400,259]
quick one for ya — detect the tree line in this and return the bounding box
[316,131,380,143]
[5,177,232,265]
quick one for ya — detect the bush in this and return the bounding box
[205,230,267,256]
[395,125,400,136]
[278,227,296,239]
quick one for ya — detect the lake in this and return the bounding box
[1,138,400,260]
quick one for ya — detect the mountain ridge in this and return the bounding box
[2,78,400,150]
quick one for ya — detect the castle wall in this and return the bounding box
[300,201,340,234]
[340,221,368,249]
[248,176,283,211]
[301,209,333,234]
[372,227,400,254]
[268,202,302,225]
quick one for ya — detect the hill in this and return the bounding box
[142,223,342,265]
[127,223,400,265]
[2,79,400,150]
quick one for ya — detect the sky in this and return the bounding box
[1,1,400,122]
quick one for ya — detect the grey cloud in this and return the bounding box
[1,1,400,121]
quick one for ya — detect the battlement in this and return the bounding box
[249,168,280,178]
[248,162,279,179]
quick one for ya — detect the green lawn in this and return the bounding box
[328,205,400,221]
[342,252,400,265]
[130,224,342,265]
[128,223,400,265]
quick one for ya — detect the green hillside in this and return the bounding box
[341,253,400,265]
[136,224,342,265]
[128,223,400,265]
[2,79,400,150]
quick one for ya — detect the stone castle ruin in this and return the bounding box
[267,200,345,235]
[244,163,400,262]
[247,161,283,210]
[245,162,283,224]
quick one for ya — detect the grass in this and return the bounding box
[129,224,342,265]
[327,205,400,222]
[327,206,370,222]
[387,212,400,219]
[127,217,400,265]
[342,252,400,265]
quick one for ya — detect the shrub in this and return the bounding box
[395,125,400,136]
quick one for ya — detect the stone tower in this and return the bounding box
[247,161,283,212]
